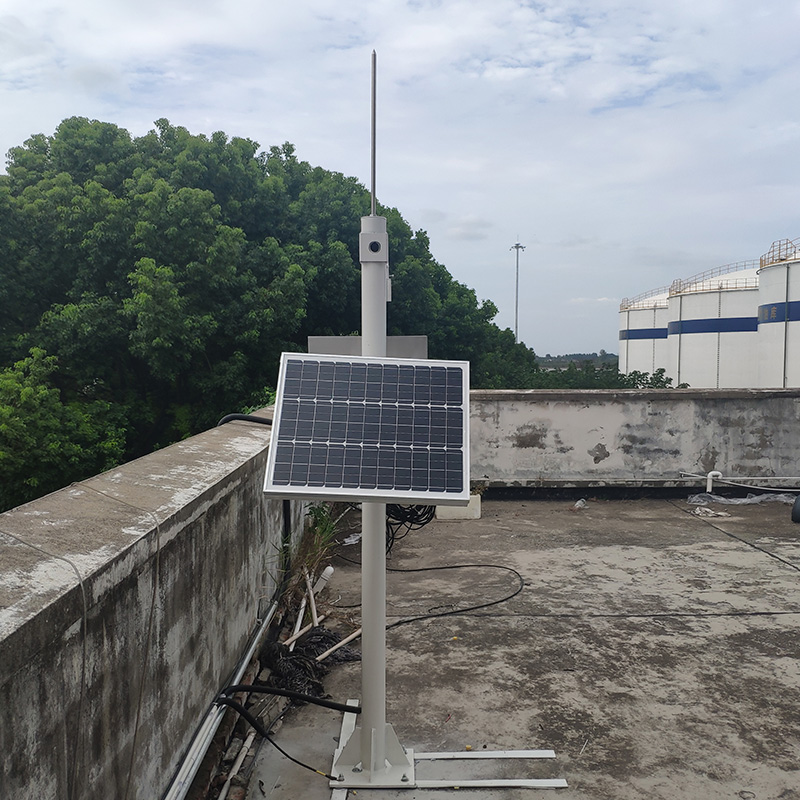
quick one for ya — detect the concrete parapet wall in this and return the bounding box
[6,389,800,797]
[471,389,800,487]
[0,416,302,800]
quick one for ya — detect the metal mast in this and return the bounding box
[330,56,564,795]
[510,241,526,343]
[333,50,414,788]
[370,51,377,217]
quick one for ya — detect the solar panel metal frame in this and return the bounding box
[263,352,470,505]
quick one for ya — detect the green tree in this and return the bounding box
[49,117,138,191]
[4,115,665,511]
[0,349,125,510]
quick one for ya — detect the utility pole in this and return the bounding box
[510,241,526,343]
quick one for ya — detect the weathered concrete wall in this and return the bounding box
[6,389,800,798]
[0,416,303,800]
[471,389,800,487]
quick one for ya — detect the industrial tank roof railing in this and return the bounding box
[760,237,800,268]
[669,260,759,295]
[621,258,761,311]
[669,275,759,295]
[619,285,670,311]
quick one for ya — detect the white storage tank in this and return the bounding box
[667,262,759,388]
[757,238,800,388]
[618,288,670,376]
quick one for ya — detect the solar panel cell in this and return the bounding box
[264,353,470,504]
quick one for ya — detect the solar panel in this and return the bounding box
[263,353,470,504]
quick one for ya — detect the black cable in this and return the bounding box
[242,703,293,784]
[215,697,340,782]
[507,609,800,619]
[386,504,435,526]
[337,503,436,554]
[336,553,800,621]
[333,552,526,628]
[277,499,293,604]
[385,504,435,554]
[713,480,800,494]
[221,684,361,715]
[384,562,525,629]
[216,413,273,427]
[333,516,800,624]
[666,498,800,574]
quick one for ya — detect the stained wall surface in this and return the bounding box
[0,416,304,800]
[6,391,800,798]
[471,389,800,488]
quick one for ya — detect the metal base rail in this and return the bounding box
[330,701,567,795]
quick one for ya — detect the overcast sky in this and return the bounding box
[3,1,800,355]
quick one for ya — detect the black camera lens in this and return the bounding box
[369,241,381,253]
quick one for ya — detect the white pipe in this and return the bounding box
[166,564,335,797]
[706,471,723,493]
[704,476,800,481]
[163,600,279,800]
[681,471,800,486]
[217,729,257,800]
[313,565,334,593]
[281,568,334,646]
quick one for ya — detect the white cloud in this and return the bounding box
[569,297,619,305]
[3,0,800,354]
[446,216,493,240]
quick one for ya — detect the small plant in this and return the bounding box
[282,502,339,612]
[304,502,338,569]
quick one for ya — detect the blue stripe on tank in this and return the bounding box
[757,301,800,324]
[619,328,668,340]
[667,317,758,335]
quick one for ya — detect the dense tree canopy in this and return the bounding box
[0,117,668,510]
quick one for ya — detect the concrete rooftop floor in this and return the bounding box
[246,494,800,800]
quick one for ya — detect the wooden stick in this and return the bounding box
[287,594,307,652]
[282,615,327,647]
[304,568,319,626]
[316,627,362,662]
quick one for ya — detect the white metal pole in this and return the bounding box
[360,212,388,777]
[360,500,387,773]
[359,49,389,779]
[370,50,377,218]
[331,48,412,789]
[510,242,525,343]
[360,225,387,357]
[515,249,519,342]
